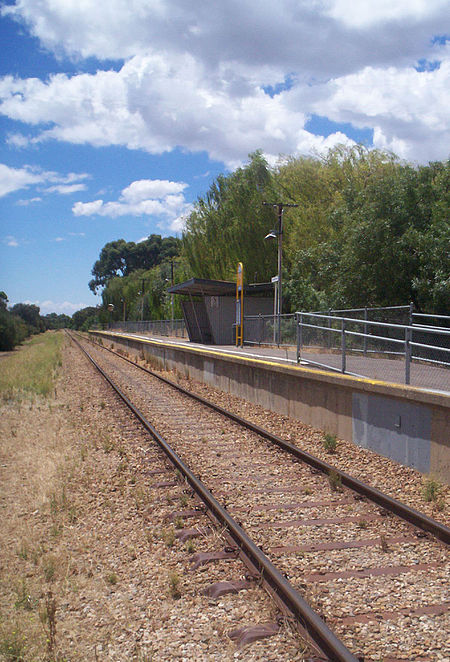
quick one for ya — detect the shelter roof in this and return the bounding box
[167,278,273,297]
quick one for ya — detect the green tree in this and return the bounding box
[183,151,279,283]
[89,235,181,293]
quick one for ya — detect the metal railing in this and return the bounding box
[110,319,187,338]
[295,312,449,390]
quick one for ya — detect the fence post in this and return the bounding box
[405,326,411,385]
[341,318,346,373]
[363,307,368,356]
[328,309,332,348]
[409,301,414,327]
[258,314,263,345]
[296,313,300,363]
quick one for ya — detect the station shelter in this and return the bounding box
[167,278,273,345]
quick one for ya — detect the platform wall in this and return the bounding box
[90,331,450,483]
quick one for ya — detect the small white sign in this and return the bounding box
[271,275,279,283]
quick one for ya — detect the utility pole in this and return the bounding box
[263,202,299,346]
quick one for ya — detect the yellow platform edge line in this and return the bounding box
[90,330,420,393]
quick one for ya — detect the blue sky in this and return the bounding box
[0,1,448,315]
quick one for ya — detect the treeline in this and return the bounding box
[0,293,70,350]
[0,293,104,351]
[183,147,449,314]
[87,145,449,327]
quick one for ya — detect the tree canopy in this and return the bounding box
[182,147,449,314]
[89,234,181,293]
[83,146,449,328]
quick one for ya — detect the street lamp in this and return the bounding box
[263,201,298,346]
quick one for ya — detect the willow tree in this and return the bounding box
[182,151,283,283]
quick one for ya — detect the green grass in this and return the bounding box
[0,332,64,400]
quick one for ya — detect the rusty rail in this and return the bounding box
[69,332,360,661]
[84,331,450,546]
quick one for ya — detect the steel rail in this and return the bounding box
[69,332,358,662]
[83,331,450,545]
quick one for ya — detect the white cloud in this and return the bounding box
[0,162,90,198]
[72,178,192,227]
[3,235,19,247]
[1,1,449,164]
[303,60,450,161]
[3,0,447,72]
[0,163,45,197]
[45,183,87,194]
[326,0,446,27]
[17,196,42,205]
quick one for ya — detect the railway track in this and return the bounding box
[70,332,449,661]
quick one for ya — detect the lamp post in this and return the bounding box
[263,202,299,346]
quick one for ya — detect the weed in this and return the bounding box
[106,573,118,586]
[42,555,57,582]
[303,488,313,496]
[99,401,106,410]
[134,486,148,510]
[102,437,115,453]
[163,527,175,548]
[328,470,342,492]
[380,534,389,552]
[50,524,62,538]
[423,478,441,503]
[117,461,128,474]
[14,579,37,611]
[180,495,188,507]
[185,539,195,554]
[49,486,67,515]
[168,572,181,599]
[17,541,29,560]
[0,625,27,662]
[357,519,368,529]
[322,433,338,453]
[174,516,184,529]
[80,444,88,462]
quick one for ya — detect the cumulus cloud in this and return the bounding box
[1,1,449,163]
[3,0,447,73]
[72,178,192,228]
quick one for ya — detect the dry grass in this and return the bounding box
[0,332,63,401]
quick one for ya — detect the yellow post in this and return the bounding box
[236,262,244,346]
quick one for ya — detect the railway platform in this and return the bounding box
[90,330,450,483]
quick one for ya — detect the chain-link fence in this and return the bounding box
[110,319,187,338]
[243,313,297,347]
